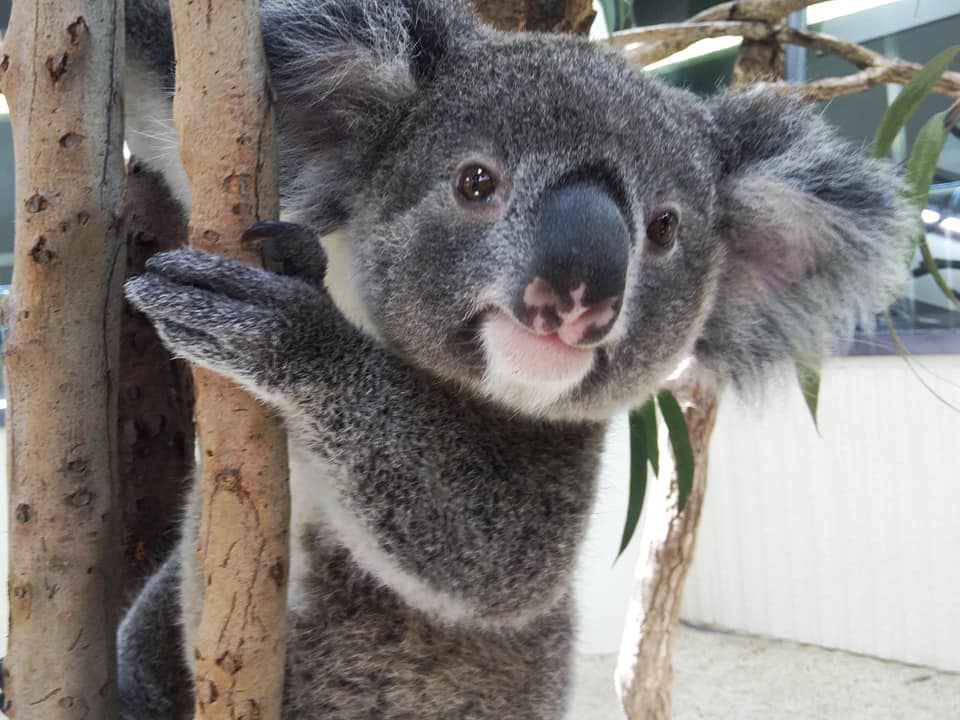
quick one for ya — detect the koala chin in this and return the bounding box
[119,1,913,718]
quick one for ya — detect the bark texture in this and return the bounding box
[474,0,595,33]
[615,368,723,720]
[119,162,195,604]
[729,0,789,87]
[168,2,290,718]
[0,2,125,718]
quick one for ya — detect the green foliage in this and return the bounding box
[620,402,652,559]
[600,0,635,34]
[639,395,659,476]
[872,46,959,159]
[795,46,960,425]
[903,112,960,312]
[618,391,694,559]
[795,357,822,435]
[657,390,694,514]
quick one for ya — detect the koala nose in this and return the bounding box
[514,182,629,346]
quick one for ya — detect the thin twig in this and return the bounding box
[609,21,960,101]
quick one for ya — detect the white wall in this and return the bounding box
[576,354,960,672]
[680,354,960,672]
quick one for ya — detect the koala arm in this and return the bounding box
[125,245,604,626]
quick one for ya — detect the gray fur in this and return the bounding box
[119,1,913,718]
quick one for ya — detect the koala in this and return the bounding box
[118,0,913,718]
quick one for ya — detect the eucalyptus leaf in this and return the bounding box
[599,0,617,35]
[657,390,695,515]
[619,408,650,558]
[903,112,949,209]
[919,235,960,312]
[795,358,822,435]
[872,45,960,159]
[639,396,659,477]
[901,112,959,309]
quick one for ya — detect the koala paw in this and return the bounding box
[245,220,328,289]
[124,245,325,380]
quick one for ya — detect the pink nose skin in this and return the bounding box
[522,277,620,346]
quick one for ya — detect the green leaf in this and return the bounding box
[639,396,659,477]
[599,0,615,34]
[795,358,822,435]
[918,234,960,312]
[619,409,650,558]
[872,45,960,159]
[903,112,949,209]
[901,112,959,310]
[657,390,695,515]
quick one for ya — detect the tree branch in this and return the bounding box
[616,370,725,720]
[690,0,820,21]
[168,1,291,718]
[1,3,125,718]
[474,0,595,33]
[777,27,960,99]
[610,21,769,66]
[609,20,960,100]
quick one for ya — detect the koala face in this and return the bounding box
[341,37,722,417]
[268,0,911,420]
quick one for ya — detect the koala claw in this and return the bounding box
[243,220,328,288]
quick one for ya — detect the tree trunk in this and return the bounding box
[118,161,195,604]
[0,3,125,718]
[167,2,290,718]
[731,15,790,87]
[474,0,595,33]
[616,367,723,719]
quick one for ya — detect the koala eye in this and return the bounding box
[457,165,497,202]
[646,208,679,248]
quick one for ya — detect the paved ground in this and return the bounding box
[569,624,960,720]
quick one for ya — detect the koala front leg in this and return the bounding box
[126,245,604,625]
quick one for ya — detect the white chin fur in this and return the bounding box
[480,312,595,416]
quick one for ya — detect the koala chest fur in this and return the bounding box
[119,0,913,718]
[282,478,576,719]
[181,447,580,719]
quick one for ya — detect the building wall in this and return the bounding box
[680,354,960,672]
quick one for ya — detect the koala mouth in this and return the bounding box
[480,310,596,393]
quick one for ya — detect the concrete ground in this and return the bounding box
[569,624,960,720]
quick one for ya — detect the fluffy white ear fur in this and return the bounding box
[698,87,914,383]
[721,174,839,303]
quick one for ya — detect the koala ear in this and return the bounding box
[263,1,477,229]
[264,0,475,151]
[695,88,914,384]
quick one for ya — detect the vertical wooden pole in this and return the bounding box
[0,2,125,718]
[167,2,290,718]
[615,367,723,720]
